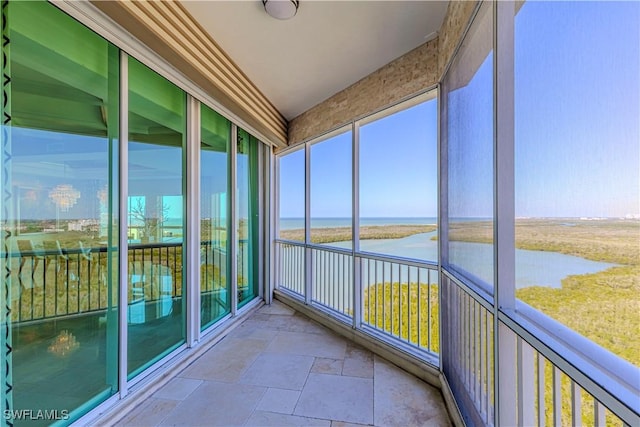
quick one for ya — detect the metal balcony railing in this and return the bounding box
[275,239,440,357]
[440,273,637,426]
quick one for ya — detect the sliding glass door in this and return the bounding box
[127,57,186,378]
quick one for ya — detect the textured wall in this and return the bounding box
[287,38,439,147]
[286,1,478,149]
[437,1,478,77]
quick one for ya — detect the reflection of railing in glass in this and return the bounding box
[13,240,110,322]
[237,239,250,302]
[11,240,182,323]
[8,239,247,324]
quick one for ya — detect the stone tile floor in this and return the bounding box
[116,301,451,426]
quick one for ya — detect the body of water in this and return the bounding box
[350,232,615,289]
[279,217,438,230]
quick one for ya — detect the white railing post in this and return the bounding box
[571,381,583,427]
[518,337,536,426]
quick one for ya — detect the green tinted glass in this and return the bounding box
[236,128,259,308]
[127,56,186,378]
[200,104,231,329]
[2,0,119,423]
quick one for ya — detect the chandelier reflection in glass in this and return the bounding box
[47,329,80,358]
[49,184,81,230]
[96,184,108,206]
[49,184,81,211]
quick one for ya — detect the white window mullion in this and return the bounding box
[185,95,201,345]
[495,1,517,426]
[304,141,312,304]
[230,124,238,315]
[352,121,361,328]
[118,50,129,397]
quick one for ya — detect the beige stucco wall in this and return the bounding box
[286,1,477,148]
[437,1,479,78]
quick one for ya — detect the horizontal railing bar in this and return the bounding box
[310,300,353,324]
[127,241,183,249]
[515,301,640,390]
[274,238,306,246]
[2,246,113,258]
[276,240,439,269]
[278,286,305,302]
[356,250,437,269]
[3,239,231,258]
[443,265,493,298]
[442,269,494,312]
[498,309,640,425]
[360,323,439,366]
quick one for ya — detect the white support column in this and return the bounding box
[304,142,312,304]
[266,145,275,304]
[437,82,448,373]
[118,50,129,397]
[258,142,266,301]
[185,95,200,345]
[352,121,361,329]
[494,1,516,425]
[272,153,280,295]
[230,125,238,315]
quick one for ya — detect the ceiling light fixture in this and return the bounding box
[263,0,299,20]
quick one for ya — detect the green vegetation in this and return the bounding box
[444,218,639,265]
[280,224,436,244]
[438,218,640,366]
[363,282,439,353]
[518,265,640,365]
[442,218,638,425]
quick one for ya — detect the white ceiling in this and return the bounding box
[181,1,449,120]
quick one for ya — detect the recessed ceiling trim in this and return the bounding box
[90,0,288,146]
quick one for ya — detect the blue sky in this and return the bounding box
[279,100,438,219]
[514,1,639,218]
[280,1,639,220]
[7,3,639,222]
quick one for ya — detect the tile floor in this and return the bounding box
[116,301,451,426]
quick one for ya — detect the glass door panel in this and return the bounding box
[200,104,231,329]
[127,57,186,378]
[236,128,259,307]
[2,1,119,422]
